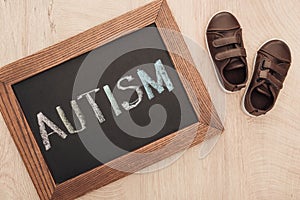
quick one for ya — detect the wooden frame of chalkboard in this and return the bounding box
[0,0,223,199]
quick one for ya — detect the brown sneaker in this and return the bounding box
[206,12,248,93]
[243,39,291,116]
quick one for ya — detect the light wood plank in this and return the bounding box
[1,0,300,199]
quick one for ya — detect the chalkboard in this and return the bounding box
[12,23,198,184]
[0,1,223,199]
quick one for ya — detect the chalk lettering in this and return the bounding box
[56,100,86,134]
[117,75,143,111]
[137,59,174,100]
[37,59,175,150]
[103,85,122,116]
[77,89,106,124]
[37,112,67,151]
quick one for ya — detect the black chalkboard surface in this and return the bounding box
[12,24,198,184]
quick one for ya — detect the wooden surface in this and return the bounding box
[0,1,223,199]
[0,0,299,199]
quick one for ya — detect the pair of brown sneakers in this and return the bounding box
[206,12,291,117]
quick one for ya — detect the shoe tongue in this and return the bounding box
[225,58,244,71]
[222,30,235,37]
[256,83,272,98]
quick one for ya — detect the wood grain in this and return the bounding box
[0,0,300,200]
[0,0,222,199]
[0,0,163,84]
[156,0,223,130]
